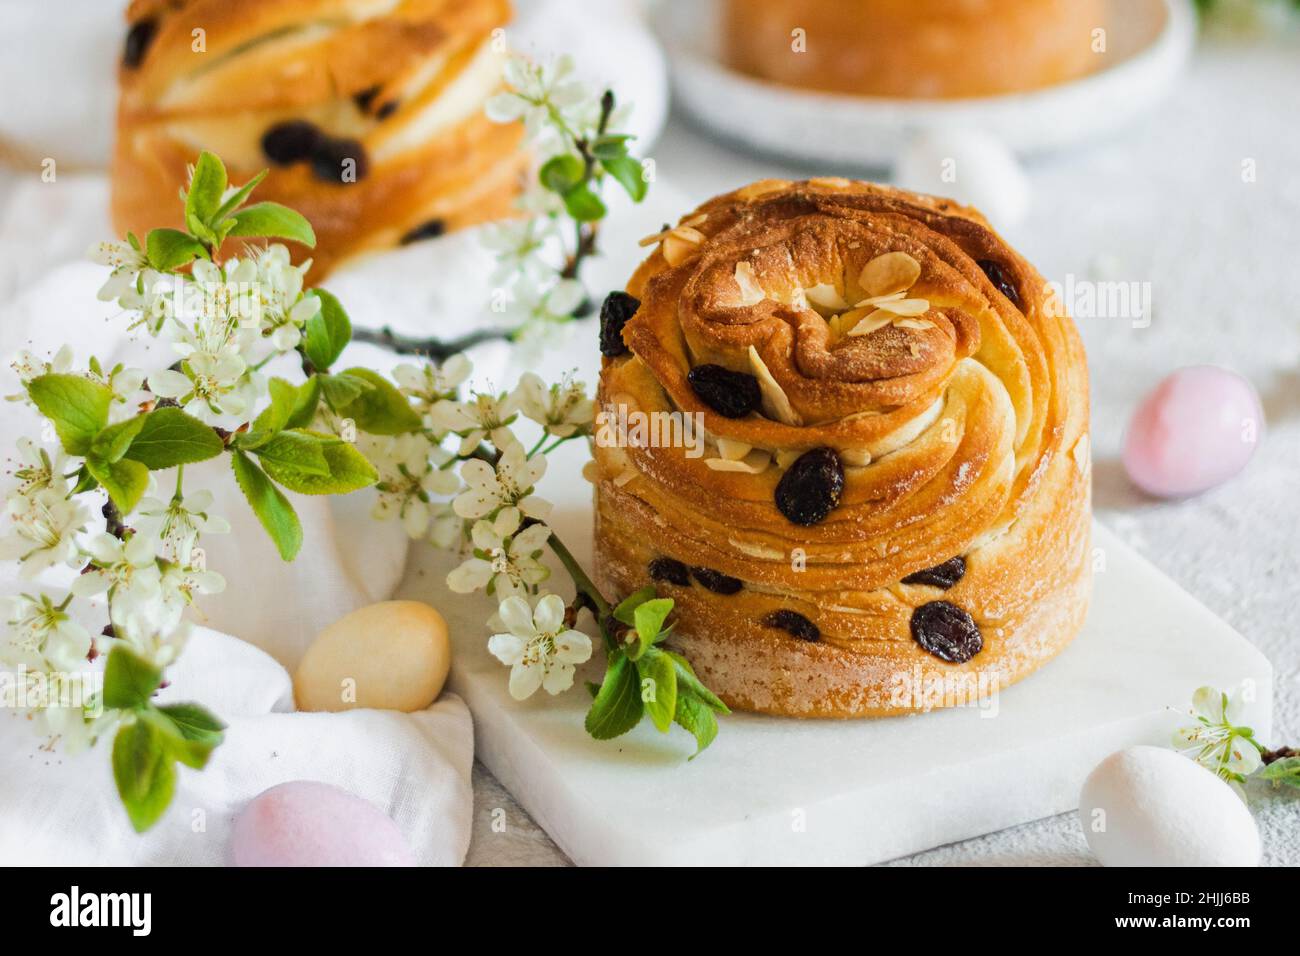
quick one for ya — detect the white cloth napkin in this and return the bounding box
[0,624,473,866]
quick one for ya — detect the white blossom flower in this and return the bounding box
[487,593,592,699]
[481,217,562,286]
[0,592,90,671]
[0,486,88,576]
[148,351,257,423]
[1173,685,1264,784]
[486,54,590,149]
[10,438,68,495]
[134,488,231,561]
[453,441,550,520]
[518,371,594,438]
[503,277,585,336]
[430,390,521,457]
[71,533,172,642]
[393,355,472,419]
[89,239,147,302]
[370,433,463,538]
[9,344,73,389]
[427,501,465,549]
[118,269,178,334]
[447,508,551,598]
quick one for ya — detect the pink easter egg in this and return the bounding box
[231,781,416,867]
[1122,366,1264,498]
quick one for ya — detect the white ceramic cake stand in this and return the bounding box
[655,0,1197,166]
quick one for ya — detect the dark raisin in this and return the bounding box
[686,365,762,419]
[599,291,639,357]
[399,219,447,245]
[690,566,743,595]
[976,259,1021,307]
[902,556,967,590]
[910,601,983,663]
[775,448,844,526]
[353,85,381,113]
[311,137,369,183]
[648,557,691,587]
[123,18,158,69]
[763,610,819,642]
[375,100,399,120]
[262,121,323,165]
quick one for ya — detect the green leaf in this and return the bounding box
[584,650,644,740]
[124,407,224,469]
[251,429,330,476]
[301,289,351,371]
[231,451,303,561]
[673,693,719,758]
[563,184,607,223]
[259,431,377,495]
[601,154,648,202]
[331,367,421,435]
[665,651,729,714]
[146,228,208,271]
[90,415,146,464]
[237,377,298,449]
[285,376,322,430]
[539,154,585,194]
[86,456,149,513]
[103,646,163,710]
[635,647,678,733]
[27,373,112,455]
[112,720,176,833]
[633,598,673,651]
[211,169,268,224]
[1260,756,1300,789]
[225,202,317,247]
[319,372,373,410]
[70,466,98,495]
[185,151,228,231]
[144,704,224,770]
[591,134,635,160]
[612,586,656,627]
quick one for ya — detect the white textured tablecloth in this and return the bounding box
[463,35,1300,867]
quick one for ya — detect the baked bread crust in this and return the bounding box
[113,0,524,276]
[722,0,1106,99]
[592,178,1091,717]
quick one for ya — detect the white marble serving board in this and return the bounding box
[402,437,1273,867]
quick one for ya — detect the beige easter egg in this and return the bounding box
[294,601,450,713]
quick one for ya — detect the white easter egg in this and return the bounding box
[294,600,451,713]
[893,129,1031,228]
[1079,746,1260,867]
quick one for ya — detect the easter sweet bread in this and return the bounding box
[722,0,1105,99]
[112,0,525,277]
[591,178,1092,717]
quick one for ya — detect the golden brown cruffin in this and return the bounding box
[723,0,1105,99]
[592,178,1092,718]
[112,0,526,278]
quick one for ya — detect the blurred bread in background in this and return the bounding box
[112,0,526,277]
[723,0,1106,99]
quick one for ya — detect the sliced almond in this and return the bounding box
[662,226,705,267]
[809,176,852,189]
[845,310,893,337]
[860,251,921,297]
[612,467,639,488]
[716,437,753,461]
[875,297,930,317]
[804,282,848,312]
[581,460,600,483]
[893,318,936,331]
[736,179,791,201]
[841,447,873,467]
[733,261,766,307]
[681,213,708,228]
[705,449,770,474]
[747,346,803,426]
[853,291,907,309]
[775,449,802,469]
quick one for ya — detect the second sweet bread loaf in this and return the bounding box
[112,0,526,277]
[592,178,1092,718]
